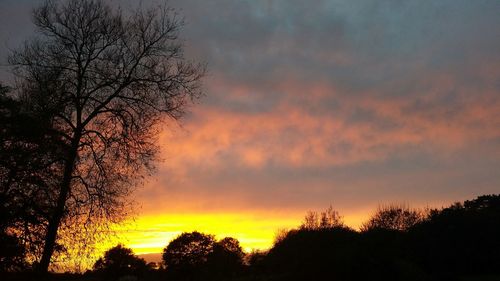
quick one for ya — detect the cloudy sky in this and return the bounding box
[1,0,499,254]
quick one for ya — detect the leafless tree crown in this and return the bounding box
[9,0,205,271]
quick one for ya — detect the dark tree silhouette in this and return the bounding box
[205,237,245,280]
[93,244,148,280]
[301,205,344,230]
[267,226,360,281]
[162,232,215,279]
[0,85,25,271]
[409,194,500,277]
[8,0,204,272]
[361,204,425,232]
[246,250,267,276]
[260,206,433,281]
[0,229,26,272]
[0,83,63,269]
[162,233,245,281]
[0,86,26,272]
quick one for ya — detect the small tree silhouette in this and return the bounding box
[162,232,215,279]
[93,244,147,280]
[361,204,425,232]
[206,237,245,280]
[301,205,344,230]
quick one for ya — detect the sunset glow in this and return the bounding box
[101,211,370,260]
[113,213,301,254]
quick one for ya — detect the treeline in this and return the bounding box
[14,193,496,281]
[263,195,500,281]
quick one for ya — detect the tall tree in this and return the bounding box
[0,83,63,267]
[9,0,204,272]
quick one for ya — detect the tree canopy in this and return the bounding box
[162,232,215,272]
[162,232,246,281]
[93,244,148,280]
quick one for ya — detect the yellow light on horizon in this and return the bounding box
[100,211,369,255]
[102,212,303,256]
[59,210,370,271]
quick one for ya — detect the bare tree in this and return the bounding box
[9,0,204,272]
[300,205,344,230]
[360,204,426,232]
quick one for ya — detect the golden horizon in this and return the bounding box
[96,210,370,257]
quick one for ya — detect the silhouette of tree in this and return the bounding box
[301,211,319,230]
[0,85,25,271]
[205,237,245,280]
[8,0,204,272]
[301,205,344,230]
[93,244,148,280]
[162,232,215,279]
[264,208,358,280]
[161,233,245,281]
[273,228,289,245]
[267,226,359,280]
[361,204,425,232]
[0,231,26,272]
[246,250,268,276]
[0,83,64,268]
[409,194,500,277]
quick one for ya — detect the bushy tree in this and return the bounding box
[0,83,63,269]
[267,226,359,280]
[162,232,215,278]
[162,232,246,280]
[93,244,148,280]
[206,237,245,280]
[409,194,500,276]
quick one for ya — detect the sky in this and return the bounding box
[1,0,499,259]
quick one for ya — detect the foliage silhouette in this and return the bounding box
[205,237,245,280]
[266,226,363,280]
[301,205,344,230]
[245,196,500,281]
[0,230,26,272]
[0,83,64,271]
[93,244,149,281]
[7,0,204,272]
[361,204,426,232]
[162,232,245,281]
[162,232,215,280]
[408,194,500,277]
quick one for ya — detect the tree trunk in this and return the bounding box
[37,132,80,273]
